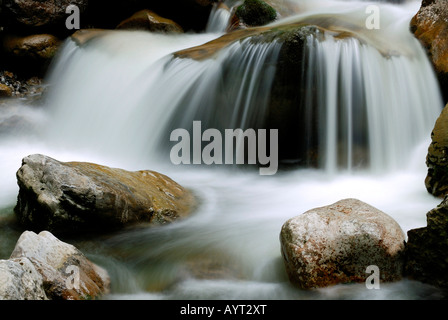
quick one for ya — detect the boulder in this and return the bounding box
[425,104,448,197]
[235,0,277,27]
[0,257,48,300]
[116,9,183,33]
[280,199,406,289]
[14,154,196,235]
[2,34,61,61]
[405,195,448,289]
[9,230,110,300]
[411,0,448,101]
[1,33,62,79]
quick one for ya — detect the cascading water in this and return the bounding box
[205,2,232,33]
[0,0,445,299]
[301,32,441,173]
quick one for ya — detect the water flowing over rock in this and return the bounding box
[5,230,110,300]
[14,154,196,235]
[405,195,448,289]
[173,19,441,170]
[280,199,406,289]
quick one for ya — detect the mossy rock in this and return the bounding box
[235,0,277,27]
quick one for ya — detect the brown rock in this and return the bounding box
[425,104,448,197]
[14,154,197,235]
[0,84,12,97]
[116,9,183,33]
[3,34,61,60]
[411,0,448,101]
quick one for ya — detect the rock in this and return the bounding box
[1,34,62,77]
[70,29,113,46]
[0,70,45,98]
[411,0,448,101]
[425,104,448,197]
[3,0,89,28]
[116,9,183,33]
[84,0,214,32]
[279,199,406,289]
[235,0,277,27]
[14,154,196,235]
[405,195,448,289]
[2,34,61,61]
[0,257,48,300]
[9,230,110,300]
[0,84,12,97]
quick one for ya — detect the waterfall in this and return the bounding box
[302,32,442,173]
[44,16,442,174]
[205,3,232,33]
[44,32,282,169]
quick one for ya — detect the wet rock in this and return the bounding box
[9,230,110,300]
[0,70,45,98]
[235,0,277,27]
[116,9,183,33]
[411,0,448,101]
[14,154,197,235]
[280,199,406,289]
[2,34,61,61]
[0,257,48,300]
[405,195,448,289]
[425,104,448,197]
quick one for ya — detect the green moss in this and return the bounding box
[235,0,277,27]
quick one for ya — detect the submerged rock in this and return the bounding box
[14,154,196,235]
[425,104,448,197]
[280,199,406,289]
[405,195,448,289]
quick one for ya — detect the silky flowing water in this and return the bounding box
[0,0,446,299]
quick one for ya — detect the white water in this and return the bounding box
[0,0,445,299]
[302,32,441,172]
[206,3,232,33]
